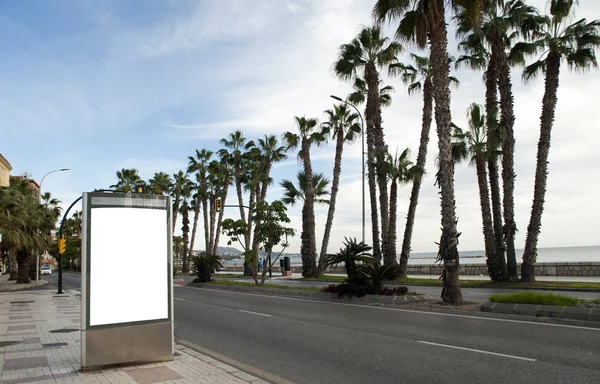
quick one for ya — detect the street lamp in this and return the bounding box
[330,95,365,245]
[38,168,70,282]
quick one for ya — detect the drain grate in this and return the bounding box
[42,342,68,348]
[10,301,34,304]
[49,328,78,333]
[0,341,23,347]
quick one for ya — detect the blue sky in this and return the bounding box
[2,0,600,254]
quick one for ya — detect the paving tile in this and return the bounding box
[6,325,35,332]
[2,356,49,371]
[125,366,183,384]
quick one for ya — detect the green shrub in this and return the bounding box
[192,254,223,283]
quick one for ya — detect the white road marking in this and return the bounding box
[175,285,600,332]
[174,298,186,301]
[238,309,272,317]
[417,341,537,362]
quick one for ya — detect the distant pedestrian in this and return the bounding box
[258,258,263,272]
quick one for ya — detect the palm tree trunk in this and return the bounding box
[475,155,501,281]
[234,160,248,246]
[188,197,201,260]
[243,188,257,276]
[484,50,506,281]
[399,76,434,276]
[363,79,381,261]
[16,249,31,284]
[300,137,317,277]
[181,202,190,272]
[318,128,344,274]
[208,197,216,255]
[172,190,181,233]
[430,2,463,304]
[494,40,518,282]
[366,63,390,263]
[201,179,210,254]
[522,53,561,282]
[213,183,229,255]
[8,249,18,280]
[388,179,398,265]
[260,159,272,203]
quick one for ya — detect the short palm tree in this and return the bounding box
[451,103,505,281]
[374,0,465,303]
[384,148,419,267]
[334,25,402,262]
[389,53,458,276]
[280,171,330,206]
[188,149,213,256]
[322,237,374,283]
[516,1,600,282]
[192,253,223,283]
[148,172,173,195]
[283,116,326,277]
[317,104,361,271]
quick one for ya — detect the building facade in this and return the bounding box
[0,153,12,187]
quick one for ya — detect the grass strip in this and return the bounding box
[301,275,600,290]
[488,291,584,306]
[207,279,319,291]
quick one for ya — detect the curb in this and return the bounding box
[184,282,433,305]
[482,301,600,322]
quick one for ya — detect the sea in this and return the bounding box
[223,245,600,266]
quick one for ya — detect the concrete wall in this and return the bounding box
[223,262,600,277]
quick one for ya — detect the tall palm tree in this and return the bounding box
[390,53,459,276]
[257,135,288,202]
[384,148,417,267]
[171,170,189,233]
[317,104,361,271]
[451,103,505,281]
[283,116,326,277]
[212,156,233,256]
[219,131,248,238]
[188,149,213,257]
[455,39,507,281]
[374,0,464,303]
[455,0,543,282]
[334,25,402,262]
[110,168,142,192]
[239,145,263,275]
[280,171,331,206]
[347,77,394,107]
[516,1,600,281]
[148,172,173,195]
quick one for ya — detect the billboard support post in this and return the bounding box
[81,192,173,370]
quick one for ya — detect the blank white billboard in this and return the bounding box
[89,207,169,326]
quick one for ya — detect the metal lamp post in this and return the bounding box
[38,168,70,282]
[330,95,365,245]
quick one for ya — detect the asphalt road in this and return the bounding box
[47,273,600,383]
[199,275,600,303]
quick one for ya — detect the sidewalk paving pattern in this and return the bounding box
[0,290,270,384]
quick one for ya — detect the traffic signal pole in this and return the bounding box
[57,195,83,294]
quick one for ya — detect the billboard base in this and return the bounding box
[82,320,174,371]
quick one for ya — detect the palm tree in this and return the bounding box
[239,145,263,275]
[384,148,417,267]
[188,149,213,257]
[334,25,402,263]
[455,0,543,282]
[516,1,600,282]
[219,131,248,238]
[317,104,361,271]
[452,103,506,281]
[171,171,189,233]
[148,172,173,195]
[374,0,464,303]
[110,168,142,192]
[207,158,233,255]
[257,134,288,202]
[280,171,331,206]
[283,116,326,277]
[390,53,458,276]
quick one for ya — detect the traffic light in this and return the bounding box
[135,184,144,194]
[215,199,222,212]
[58,236,66,254]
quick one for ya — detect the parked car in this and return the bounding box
[41,266,52,275]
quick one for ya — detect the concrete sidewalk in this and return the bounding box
[0,289,270,384]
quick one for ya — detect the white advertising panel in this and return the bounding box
[89,207,168,326]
